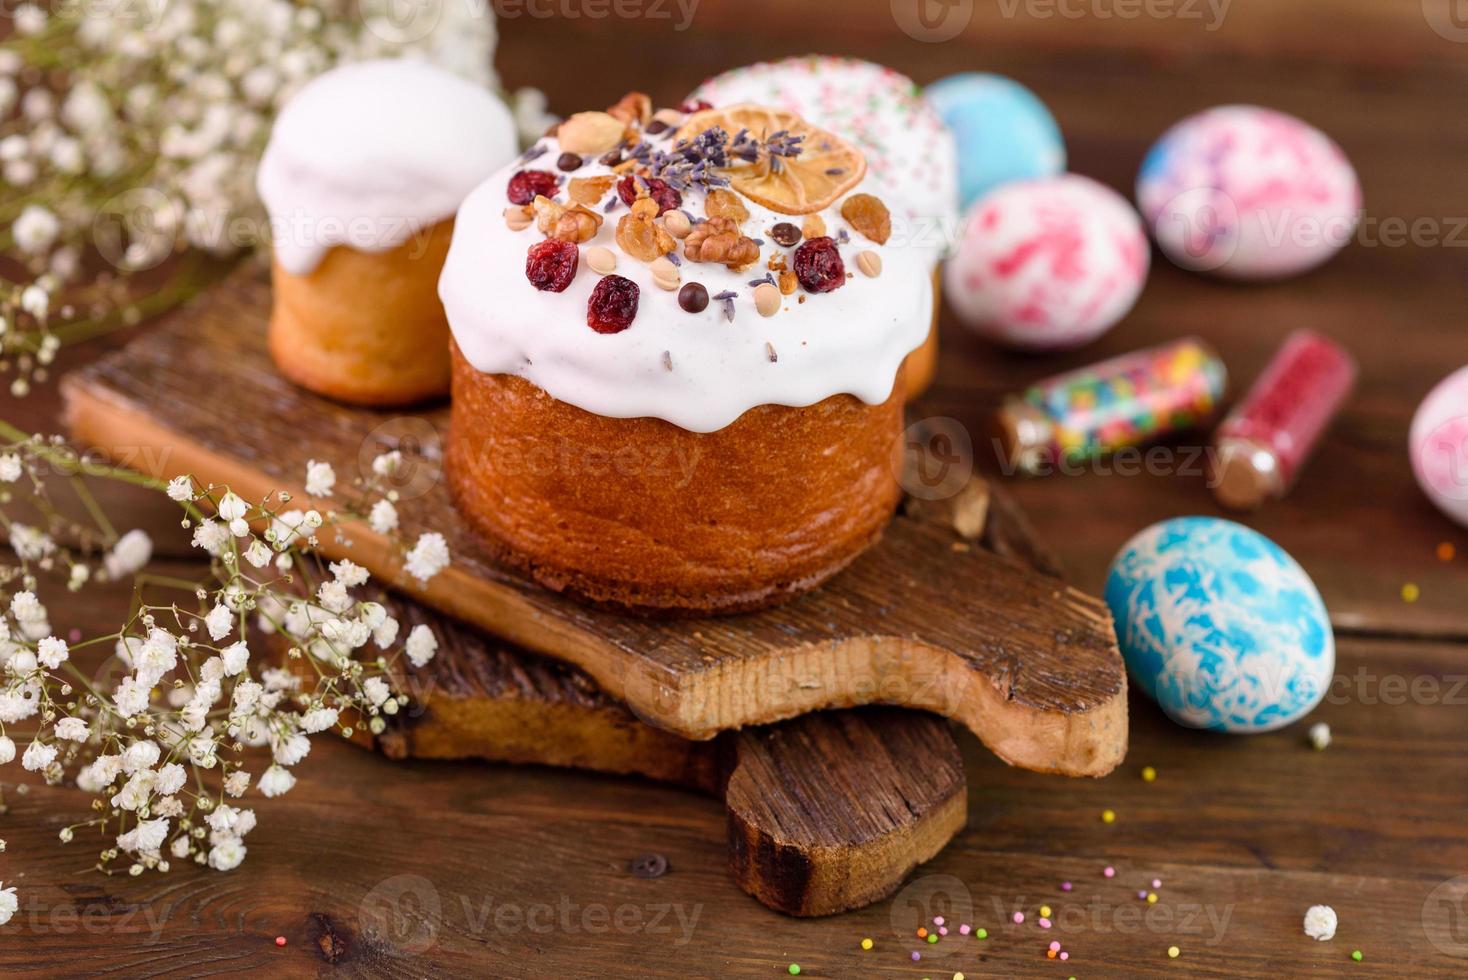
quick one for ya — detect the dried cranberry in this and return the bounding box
[616,175,682,216]
[793,237,847,293]
[525,239,578,292]
[587,275,640,333]
[645,120,669,136]
[556,152,583,172]
[679,98,713,114]
[507,169,559,205]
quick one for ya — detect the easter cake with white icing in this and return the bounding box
[258,58,517,405]
[440,95,934,614]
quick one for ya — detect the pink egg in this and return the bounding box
[944,174,1149,351]
[1411,365,1468,528]
[1137,105,1361,280]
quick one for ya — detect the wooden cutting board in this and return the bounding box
[62,271,1127,776]
[264,474,1061,918]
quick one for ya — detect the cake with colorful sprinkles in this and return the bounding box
[440,93,935,614]
[688,56,958,396]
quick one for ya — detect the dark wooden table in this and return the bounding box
[4,2,1468,975]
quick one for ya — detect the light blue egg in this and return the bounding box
[1104,517,1334,733]
[924,73,1065,209]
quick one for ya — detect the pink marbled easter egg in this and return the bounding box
[1137,105,1361,280]
[943,174,1149,351]
[1411,365,1468,528]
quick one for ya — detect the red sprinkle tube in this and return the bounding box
[1211,330,1357,510]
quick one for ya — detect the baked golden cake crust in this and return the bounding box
[268,221,454,407]
[448,344,906,615]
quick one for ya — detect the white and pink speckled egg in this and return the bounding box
[943,174,1149,351]
[1411,366,1468,528]
[1137,105,1361,280]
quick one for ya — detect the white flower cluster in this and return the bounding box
[0,442,450,924]
[0,1,555,396]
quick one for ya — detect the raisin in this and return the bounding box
[678,282,709,313]
[616,175,682,216]
[557,152,584,172]
[508,169,559,205]
[525,239,579,292]
[587,275,640,333]
[840,193,892,245]
[769,222,802,248]
[793,237,846,293]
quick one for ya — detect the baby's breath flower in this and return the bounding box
[404,532,449,583]
[304,460,336,498]
[104,529,153,580]
[165,476,193,501]
[405,624,438,668]
[369,499,398,534]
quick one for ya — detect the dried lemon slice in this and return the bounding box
[674,104,867,215]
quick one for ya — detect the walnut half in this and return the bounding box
[533,195,603,244]
[683,217,761,269]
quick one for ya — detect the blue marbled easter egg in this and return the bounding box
[1104,517,1333,733]
[924,73,1065,209]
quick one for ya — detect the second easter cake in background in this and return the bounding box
[689,56,958,398]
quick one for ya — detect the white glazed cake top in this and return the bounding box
[440,112,936,434]
[257,58,518,276]
[690,56,960,247]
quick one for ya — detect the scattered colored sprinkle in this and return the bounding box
[1152,878,1162,888]
[274,936,286,947]
[1104,866,1116,878]
[1142,766,1157,782]
[1147,893,1158,904]
[1047,949,1058,959]
[1139,890,1148,900]
[1310,721,1332,751]
[1061,881,1073,892]
[911,951,921,962]
[1402,582,1421,603]
[958,924,971,936]
[1352,950,1363,962]
[860,938,873,951]
[954,974,965,980]
[976,928,988,939]
[927,933,939,945]
[1060,951,1069,961]
[1437,542,1455,562]
[1168,946,1181,958]
[939,927,948,936]
[934,916,945,926]
[1102,809,1116,824]
[1049,941,1062,952]
[1039,918,1052,929]
[918,928,929,939]
[1041,905,1052,918]
[1013,912,1025,924]
[788,965,800,976]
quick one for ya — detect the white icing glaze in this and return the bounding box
[440,134,934,433]
[257,58,518,276]
[690,57,960,252]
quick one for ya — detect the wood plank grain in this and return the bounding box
[1,635,1463,976]
[60,272,1128,776]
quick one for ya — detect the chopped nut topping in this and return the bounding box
[683,216,761,269]
[558,111,626,155]
[778,269,798,295]
[663,210,693,239]
[606,92,652,128]
[533,195,604,244]
[802,213,826,240]
[504,205,534,232]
